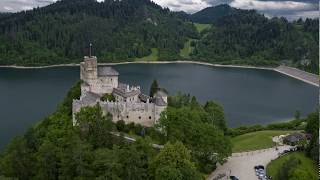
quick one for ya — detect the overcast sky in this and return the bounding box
[0,0,318,20]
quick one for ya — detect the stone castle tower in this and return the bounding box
[80,56,119,95]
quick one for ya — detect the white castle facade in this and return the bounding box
[72,56,167,126]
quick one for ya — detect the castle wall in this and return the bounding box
[114,93,140,103]
[155,105,166,124]
[100,101,156,127]
[99,76,118,89]
[72,99,165,127]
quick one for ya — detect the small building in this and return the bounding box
[283,132,306,146]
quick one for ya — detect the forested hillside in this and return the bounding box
[0,1,318,74]
[0,0,197,65]
[190,4,237,24]
[189,5,319,74]
[0,82,231,179]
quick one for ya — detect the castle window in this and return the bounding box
[149,116,151,119]
[138,116,141,119]
[127,116,129,119]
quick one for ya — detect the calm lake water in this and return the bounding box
[0,63,318,149]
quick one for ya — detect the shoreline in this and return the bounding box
[0,60,275,70]
[0,60,318,87]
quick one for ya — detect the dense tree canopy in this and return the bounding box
[150,142,203,180]
[0,83,231,179]
[304,111,319,163]
[0,1,318,74]
[0,0,196,65]
[159,93,232,173]
[191,6,319,74]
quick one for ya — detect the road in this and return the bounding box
[207,145,292,180]
[275,65,319,87]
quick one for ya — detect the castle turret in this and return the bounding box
[80,56,98,81]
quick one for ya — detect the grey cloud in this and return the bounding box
[0,0,318,20]
[204,0,232,6]
[167,2,182,8]
[0,0,55,12]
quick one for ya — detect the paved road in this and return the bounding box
[207,145,292,180]
[275,65,319,87]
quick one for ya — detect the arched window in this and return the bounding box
[126,116,129,119]
[138,116,141,119]
[149,116,151,119]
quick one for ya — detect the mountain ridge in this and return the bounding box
[0,0,318,74]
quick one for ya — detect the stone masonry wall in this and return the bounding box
[72,99,161,127]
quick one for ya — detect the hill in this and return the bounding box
[191,9,319,74]
[0,0,318,74]
[190,4,237,24]
[0,0,197,66]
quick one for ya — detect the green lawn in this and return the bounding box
[135,48,158,61]
[180,39,195,59]
[231,130,295,152]
[267,152,317,180]
[194,23,211,33]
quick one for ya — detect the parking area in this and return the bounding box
[207,145,292,180]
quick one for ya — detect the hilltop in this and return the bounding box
[0,0,318,74]
[190,4,238,24]
[0,0,197,65]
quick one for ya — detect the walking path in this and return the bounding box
[110,132,164,149]
[207,145,291,180]
[275,65,319,87]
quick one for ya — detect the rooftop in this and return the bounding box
[113,83,141,98]
[98,66,119,76]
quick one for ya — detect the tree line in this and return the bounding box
[0,1,318,74]
[190,6,319,74]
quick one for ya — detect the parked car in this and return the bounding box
[230,175,239,180]
[254,165,265,170]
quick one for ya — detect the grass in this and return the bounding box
[266,152,317,180]
[180,38,195,59]
[135,48,158,61]
[231,130,296,152]
[194,23,211,33]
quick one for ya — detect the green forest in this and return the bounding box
[0,82,232,179]
[190,5,319,74]
[0,0,318,74]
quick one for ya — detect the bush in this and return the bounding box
[116,120,126,132]
[100,93,116,102]
[227,119,306,137]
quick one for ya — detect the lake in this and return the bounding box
[0,63,317,149]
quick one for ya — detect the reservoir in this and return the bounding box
[0,63,317,149]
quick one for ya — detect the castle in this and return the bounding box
[72,56,167,126]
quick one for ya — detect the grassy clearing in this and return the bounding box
[194,23,211,33]
[267,152,317,180]
[231,130,296,152]
[135,48,158,61]
[180,39,195,58]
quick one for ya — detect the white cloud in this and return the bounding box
[0,0,318,20]
[230,0,315,11]
[21,6,33,11]
[153,0,210,13]
[3,6,13,11]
